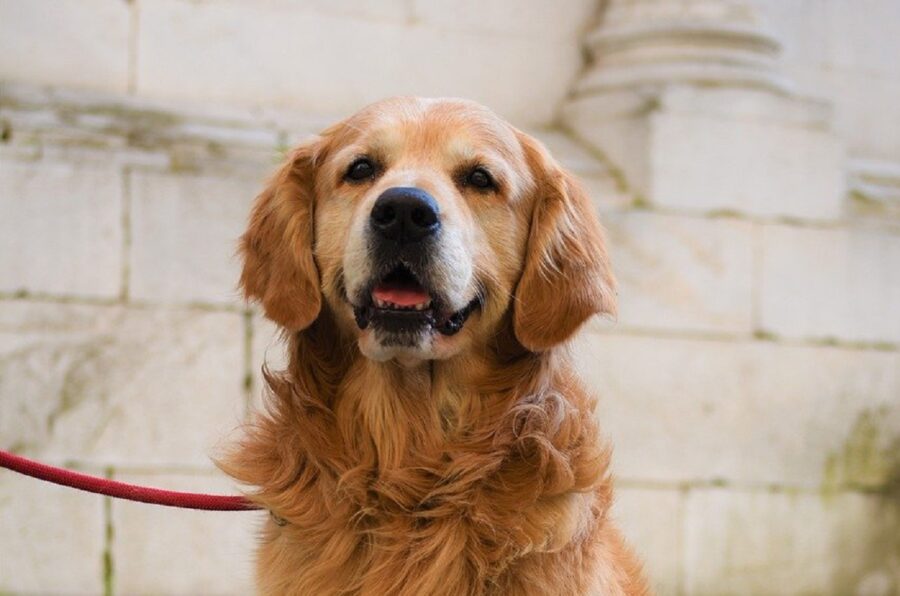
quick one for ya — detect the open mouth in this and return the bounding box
[372,265,433,312]
[352,264,479,337]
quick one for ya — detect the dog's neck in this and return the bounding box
[283,308,562,473]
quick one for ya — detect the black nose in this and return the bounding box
[370,187,440,243]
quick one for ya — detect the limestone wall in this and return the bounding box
[1,1,898,594]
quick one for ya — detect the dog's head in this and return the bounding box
[240,97,615,363]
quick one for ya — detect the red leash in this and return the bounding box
[0,449,260,511]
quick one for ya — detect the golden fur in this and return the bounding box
[221,97,649,595]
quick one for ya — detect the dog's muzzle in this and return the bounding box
[351,187,480,340]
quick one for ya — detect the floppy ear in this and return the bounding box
[239,139,323,331]
[512,132,617,352]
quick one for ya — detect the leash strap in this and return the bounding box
[0,449,259,511]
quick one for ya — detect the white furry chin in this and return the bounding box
[357,327,468,364]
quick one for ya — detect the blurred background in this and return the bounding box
[1,0,899,594]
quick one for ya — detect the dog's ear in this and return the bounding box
[512,132,617,352]
[239,138,323,331]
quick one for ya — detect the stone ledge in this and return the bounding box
[848,158,900,220]
[0,83,325,173]
[0,83,620,184]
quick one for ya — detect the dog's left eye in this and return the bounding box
[466,167,495,190]
[346,157,376,182]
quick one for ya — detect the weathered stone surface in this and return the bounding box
[759,224,900,344]
[0,471,105,594]
[412,0,597,37]
[0,159,123,298]
[0,0,130,93]
[135,0,580,126]
[649,103,844,220]
[684,488,900,595]
[573,332,900,488]
[274,0,411,23]
[827,0,900,80]
[565,87,845,221]
[824,69,900,168]
[0,301,246,467]
[603,212,755,334]
[755,0,900,162]
[129,170,263,305]
[530,129,611,180]
[113,471,262,595]
[612,487,683,596]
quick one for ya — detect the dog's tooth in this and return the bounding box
[374,297,387,308]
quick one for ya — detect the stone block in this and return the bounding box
[759,224,900,345]
[136,0,578,126]
[112,471,262,595]
[603,212,754,335]
[612,487,683,596]
[530,129,610,179]
[0,159,123,298]
[284,0,410,23]
[749,0,900,161]
[683,488,900,595]
[572,332,900,488]
[0,301,246,467]
[0,0,130,93]
[411,0,597,37]
[565,87,845,221]
[0,471,105,594]
[825,69,900,163]
[648,104,844,220]
[129,170,263,305]
[826,0,900,80]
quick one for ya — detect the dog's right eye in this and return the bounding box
[345,157,376,182]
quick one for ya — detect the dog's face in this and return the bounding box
[240,97,616,363]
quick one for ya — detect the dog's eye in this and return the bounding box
[346,157,376,182]
[466,167,495,190]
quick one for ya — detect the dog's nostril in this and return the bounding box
[370,187,440,243]
[410,207,436,228]
[372,204,396,226]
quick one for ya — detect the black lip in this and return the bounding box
[353,297,479,337]
[351,262,481,337]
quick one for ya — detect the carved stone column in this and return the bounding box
[563,0,844,220]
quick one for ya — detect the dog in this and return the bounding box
[220,97,649,595]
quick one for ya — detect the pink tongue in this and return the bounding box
[373,284,430,307]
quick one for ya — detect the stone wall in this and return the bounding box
[1,1,898,595]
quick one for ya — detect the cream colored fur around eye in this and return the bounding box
[342,207,374,304]
[428,224,474,312]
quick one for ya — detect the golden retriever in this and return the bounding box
[221,97,649,595]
